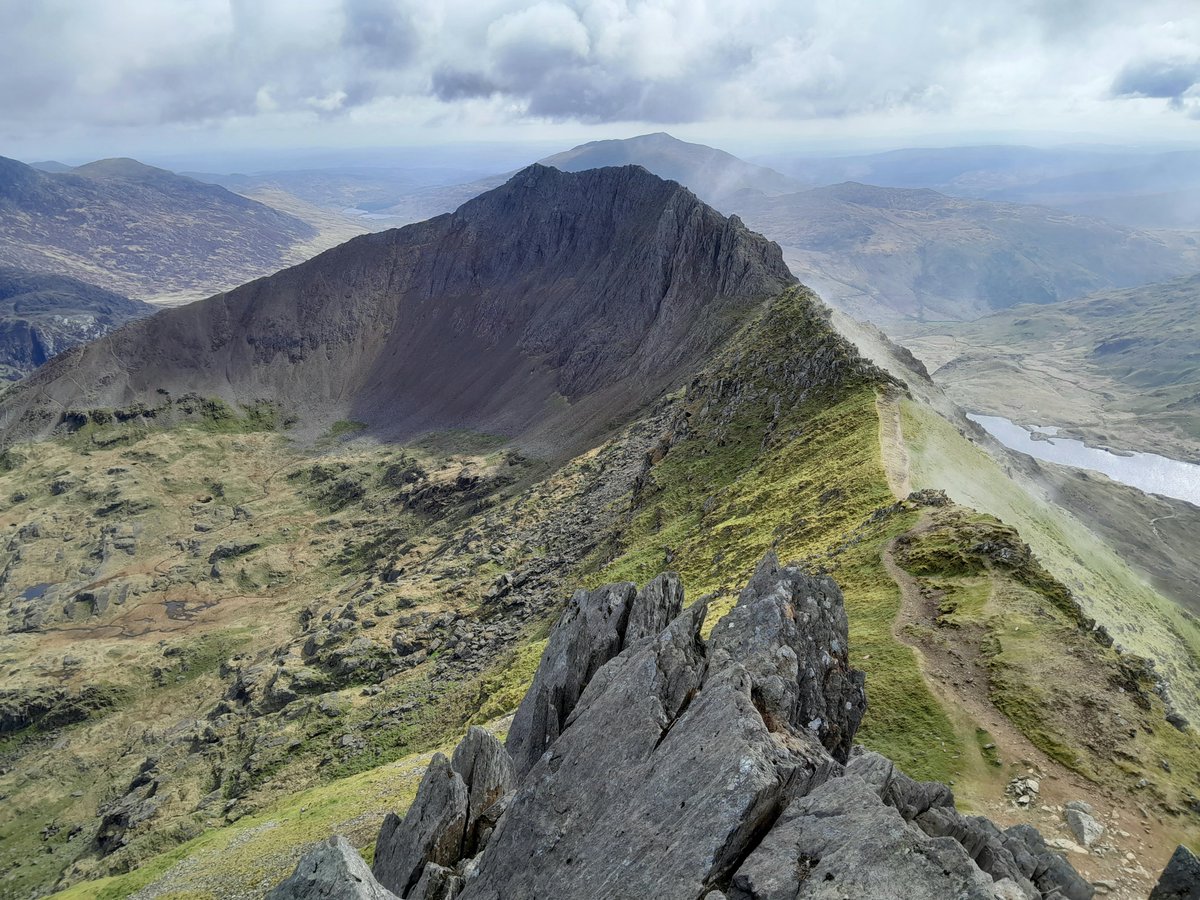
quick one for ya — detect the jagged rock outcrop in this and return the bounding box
[371,727,513,897]
[272,554,1092,900]
[1150,845,1200,900]
[266,836,398,900]
[707,553,866,762]
[1,165,794,459]
[505,572,683,779]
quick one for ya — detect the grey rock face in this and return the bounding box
[707,551,867,762]
[1150,845,1200,900]
[624,571,685,644]
[449,727,515,856]
[407,862,463,900]
[505,571,684,780]
[372,727,514,897]
[728,774,999,900]
[303,556,1090,900]
[266,835,398,900]
[504,581,636,780]
[372,754,468,897]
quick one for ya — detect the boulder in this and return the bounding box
[267,835,398,899]
[1064,807,1104,848]
[1150,845,1200,900]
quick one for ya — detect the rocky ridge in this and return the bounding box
[272,552,1103,900]
[1,164,794,459]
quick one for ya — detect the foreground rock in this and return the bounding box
[371,727,513,897]
[1150,845,1200,900]
[266,836,398,900]
[271,553,1093,900]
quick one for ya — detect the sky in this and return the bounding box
[2,0,1199,170]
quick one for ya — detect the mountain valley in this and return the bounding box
[0,167,1195,900]
[0,157,352,305]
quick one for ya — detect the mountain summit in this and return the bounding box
[4,164,793,455]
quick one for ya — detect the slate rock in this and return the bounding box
[408,862,464,900]
[449,726,514,856]
[624,571,684,644]
[1150,845,1200,900]
[505,581,637,780]
[728,775,999,900]
[846,747,954,820]
[372,754,468,897]
[267,835,398,899]
[707,551,866,762]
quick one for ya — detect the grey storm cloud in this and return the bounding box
[1112,60,1200,100]
[1,0,1198,139]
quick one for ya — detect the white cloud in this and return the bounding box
[1,0,1198,155]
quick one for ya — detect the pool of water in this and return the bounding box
[20,582,55,602]
[969,414,1200,508]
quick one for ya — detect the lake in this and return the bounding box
[968,414,1200,508]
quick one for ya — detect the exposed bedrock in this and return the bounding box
[271,552,1093,900]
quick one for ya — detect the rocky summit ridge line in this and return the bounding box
[270,553,1105,900]
[0,164,794,459]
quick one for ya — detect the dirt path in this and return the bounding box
[874,393,1178,896]
[883,514,1176,897]
[876,391,911,499]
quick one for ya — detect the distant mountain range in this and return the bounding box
[732,181,1199,321]
[3,164,793,456]
[900,272,1200,460]
[0,156,322,302]
[278,133,1199,323]
[758,144,1200,230]
[0,266,154,381]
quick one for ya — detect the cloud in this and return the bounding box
[1,0,1199,146]
[1111,58,1200,116]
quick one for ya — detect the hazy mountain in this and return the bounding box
[188,165,487,212]
[900,272,1200,460]
[28,160,73,173]
[0,155,319,301]
[540,132,801,203]
[0,266,154,380]
[733,181,1199,321]
[350,136,1200,322]
[3,164,793,456]
[372,132,800,224]
[760,144,1200,230]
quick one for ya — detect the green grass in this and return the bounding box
[902,398,1200,725]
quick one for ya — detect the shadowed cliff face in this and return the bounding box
[2,164,794,457]
[0,266,154,380]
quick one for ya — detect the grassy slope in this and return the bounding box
[894,507,1200,821]
[901,399,1200,727]
[0,410,543,899]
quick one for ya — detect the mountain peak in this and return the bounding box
[72,157,173,180]
[539,134,801,207]
[3,164,794,456]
